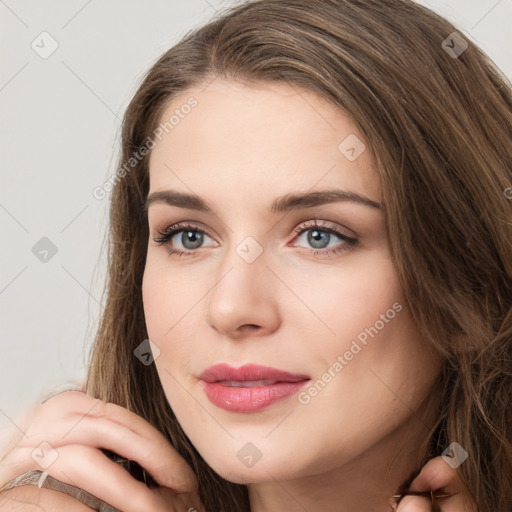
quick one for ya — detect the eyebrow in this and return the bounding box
[143,188,382,215]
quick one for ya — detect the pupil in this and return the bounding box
[309,229,329,249]
[183,231,203,249]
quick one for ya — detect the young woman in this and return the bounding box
[1,0,511,511]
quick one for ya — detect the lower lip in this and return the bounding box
[201,381,309,413]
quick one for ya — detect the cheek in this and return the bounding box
[142,274,168,342]
[292,255,435,412]
[300,271,439,445]
[291,253,403,352]
[142,256,196,339]
[142,258,208,383]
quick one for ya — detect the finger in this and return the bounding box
[396,494,432,512]
[39,382,85,405]
[32,391,197,492]
[1,385,84,455]
[18,414,196,493]
[408,456,478,512]
[153,486,206,512]
[437,492,478,512]
[0,398,41,460]
[4,444,186,512]
[409,456,461,495]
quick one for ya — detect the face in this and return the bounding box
[142,79,442,485]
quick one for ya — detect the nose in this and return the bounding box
[205,242,281,340]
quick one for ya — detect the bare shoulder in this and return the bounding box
[0,485,94,511]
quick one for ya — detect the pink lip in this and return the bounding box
[199,363,310,413]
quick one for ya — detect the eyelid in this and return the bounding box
[290,219,357,240]
[152,218,356,240]
[153,219,211,235]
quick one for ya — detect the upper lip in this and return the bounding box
[199,363,310,383]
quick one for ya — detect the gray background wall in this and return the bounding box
[1,0,511,434]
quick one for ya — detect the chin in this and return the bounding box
[197,443,312,485]
[210,463,281,485]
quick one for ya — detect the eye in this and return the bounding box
[290,220,358,257]
[152,219,358,258]
[152,222,216,258]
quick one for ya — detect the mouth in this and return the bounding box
[199,363,311,413]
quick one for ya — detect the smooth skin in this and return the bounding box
[141,78,476,511]
[0,80,476,512]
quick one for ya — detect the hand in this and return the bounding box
[0,389,205,512]
[395,456,477,512]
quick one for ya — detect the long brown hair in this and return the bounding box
[86,0,512,510]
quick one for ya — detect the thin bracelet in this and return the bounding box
[0,470,121,511]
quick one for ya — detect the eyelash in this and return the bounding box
[152,220,358,259]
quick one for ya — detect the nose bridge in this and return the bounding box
[205,230,280,336]
[211,232,268,307]
[216,209,270,277]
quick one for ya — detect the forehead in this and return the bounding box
[148,79,381,205]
